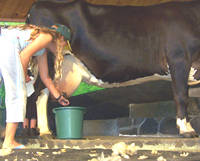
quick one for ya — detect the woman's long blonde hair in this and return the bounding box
[9,24,70,82]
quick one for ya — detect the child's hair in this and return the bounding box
[9,24,69,82]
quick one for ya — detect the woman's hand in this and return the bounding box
[56,94,70,106]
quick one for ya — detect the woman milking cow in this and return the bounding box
[0,24,70,154]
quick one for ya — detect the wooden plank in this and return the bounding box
[86,0,192,6]
[0,18,25,22]
[0,0,35,20]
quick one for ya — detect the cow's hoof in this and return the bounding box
[180,131,199,138]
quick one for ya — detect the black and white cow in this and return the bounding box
[27,0,200,137]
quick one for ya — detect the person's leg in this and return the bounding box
[21,98,30,137]
[2,123,21,149]
[23,118,29,128]
[23,97,31,129]
[21,118,30,137]
[0,38,26,149]
[29,93,39,136]
[22,93,39,137]
[29,118,39,136]
[30,119,37,128]
[28,93,37,129]
[30,99,37,129]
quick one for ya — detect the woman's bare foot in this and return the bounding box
[2,140,24,149]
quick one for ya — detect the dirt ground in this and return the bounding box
[0,136,200,161]
[1,148,200,161]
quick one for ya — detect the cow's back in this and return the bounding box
[27,0,200,83]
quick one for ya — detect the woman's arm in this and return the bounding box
[20,33,53,80]
[37,52,60,98]
[37,52,69,106]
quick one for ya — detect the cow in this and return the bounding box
[26,0,200,138]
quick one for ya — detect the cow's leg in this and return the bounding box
[168,50,198,137]
[36,88,52,136]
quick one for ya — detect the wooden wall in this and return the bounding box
[0,0,35,22]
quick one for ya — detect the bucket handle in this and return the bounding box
[52,108,56,114]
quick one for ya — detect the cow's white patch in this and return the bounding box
[188,67,200,85]
[189,67,197,81]
[176,118,195,133]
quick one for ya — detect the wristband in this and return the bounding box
[56,94,62,101]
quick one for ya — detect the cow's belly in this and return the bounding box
[62,54,200,88]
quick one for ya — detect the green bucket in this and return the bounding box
[53,106,86,139]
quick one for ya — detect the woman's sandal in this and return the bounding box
[13,144,25,149]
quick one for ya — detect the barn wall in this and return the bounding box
[0,0,35,22]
